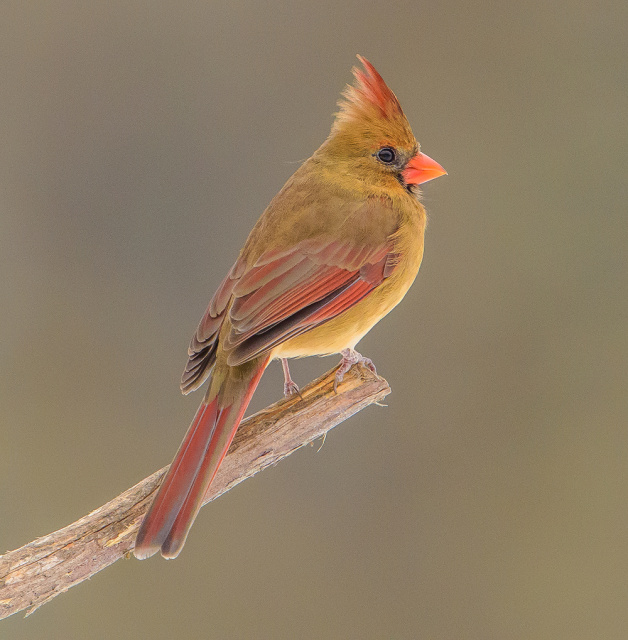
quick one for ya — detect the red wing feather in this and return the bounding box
[224,245,393,365]
[230,264,354,337]
[182,237,399,387]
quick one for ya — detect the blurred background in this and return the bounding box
[1,1,627,638]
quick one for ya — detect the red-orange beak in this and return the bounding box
[402,152,447,186]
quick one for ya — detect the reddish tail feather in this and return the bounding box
[134,357,268,559]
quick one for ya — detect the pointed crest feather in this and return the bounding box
[336,55,403,124]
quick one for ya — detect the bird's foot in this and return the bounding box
[281,358,302,398]
[284,380,301,397]
[334,348,377,392]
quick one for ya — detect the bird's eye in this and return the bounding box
[376,147,396,164]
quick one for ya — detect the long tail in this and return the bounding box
[134,356,269,559]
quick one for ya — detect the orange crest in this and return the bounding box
[337,56,403,122]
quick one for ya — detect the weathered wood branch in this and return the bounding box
[0,365,390,620]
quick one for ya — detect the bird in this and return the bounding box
[134,56,446,559]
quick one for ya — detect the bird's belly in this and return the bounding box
[273,250,422,359]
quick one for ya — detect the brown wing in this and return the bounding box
[180,260,243,394]
[181,236,399,394]
[224,238,399,364]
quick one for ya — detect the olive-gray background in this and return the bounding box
[2,2,626,638]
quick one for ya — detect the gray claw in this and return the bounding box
[334,348,377,392]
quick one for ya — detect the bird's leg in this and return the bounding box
[281,358,301,398]
[334,348,377,392]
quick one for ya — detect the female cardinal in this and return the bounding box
[134,56,446,559]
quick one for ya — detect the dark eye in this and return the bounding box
[376,147,396,164]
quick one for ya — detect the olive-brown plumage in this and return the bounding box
[134,56,446,559]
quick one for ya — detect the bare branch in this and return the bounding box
[0,365,390,620]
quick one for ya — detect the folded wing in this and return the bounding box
[181,229,399,393]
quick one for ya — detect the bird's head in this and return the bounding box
[322,56,446,195]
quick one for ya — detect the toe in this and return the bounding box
[284,381,301,398]
[362,358,377,375]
